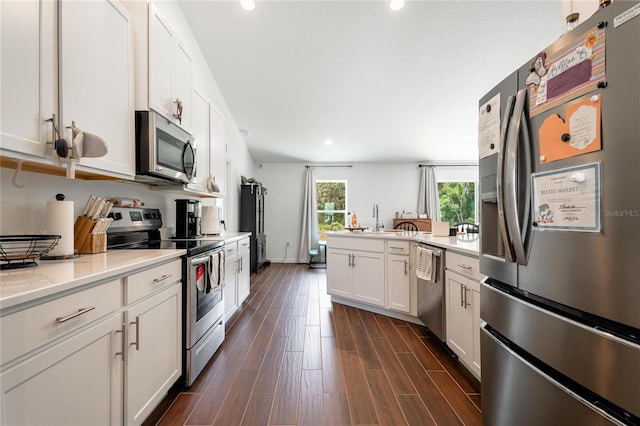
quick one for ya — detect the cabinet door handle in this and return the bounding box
[351,254,355,267]
[464,286,471,309]
[404,260,408,275]
[115,322,126,361]
[56,306,96,323]
[457,263,473,271]
[130,316,140,351]
[460,284,464,307]
[153,274,172,283]
[173,98,183,124]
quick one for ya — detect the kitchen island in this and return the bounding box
[326,230,483,379]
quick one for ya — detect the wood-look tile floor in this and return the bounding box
[148,263,482,426]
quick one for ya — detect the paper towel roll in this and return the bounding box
[46,200,75,256]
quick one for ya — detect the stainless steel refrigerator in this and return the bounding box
[478,2,640,425]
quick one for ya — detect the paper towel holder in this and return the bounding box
[40,194,80,260]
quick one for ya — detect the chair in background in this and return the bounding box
[455,222,479,234]
[309,235,327,269]
[394,221,419,232]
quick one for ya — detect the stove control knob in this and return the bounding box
[114,212,123,221]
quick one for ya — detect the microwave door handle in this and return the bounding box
[497,94,516,263]
[504,89,528,265]
[181,141,196,180]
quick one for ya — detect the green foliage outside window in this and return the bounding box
[316,181,346,231]
[438,182,476,225]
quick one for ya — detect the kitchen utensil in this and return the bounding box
[0,235,61,269]
[82,195,96,217]
[41,194,78,259]
[432,221,450,237]
[201,206,223,235]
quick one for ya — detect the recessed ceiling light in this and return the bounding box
[389,0,404,11]
[324,139,333,146]
[240,0,255,11]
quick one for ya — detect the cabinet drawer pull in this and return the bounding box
[56,306,96,323]
[130,317,140,351]
[390,246,404,250]
[457,263,473,270]
[153,274,172,283]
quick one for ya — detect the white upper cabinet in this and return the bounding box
[148,3,192,130]
[1,0,134,179]
[1,0,57,159]
[59,0,134,178]
[209,103,227,196]
[188,88,210,193]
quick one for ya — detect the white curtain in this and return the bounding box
[297,167,319,263]
[418,166,441,222]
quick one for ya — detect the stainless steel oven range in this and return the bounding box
[106,207,225,387]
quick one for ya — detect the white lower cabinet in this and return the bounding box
[0,313,123,425]
[386,241,412,315]
[327,237,385,307]
[0,258,183,425]
[224,241,239,319]
[224,237,251,320]
[445,251,483,379]
[237,238,251,304]
[125,281,181,425]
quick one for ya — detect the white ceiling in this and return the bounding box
[179,0,564,163]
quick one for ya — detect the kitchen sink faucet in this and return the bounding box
[373,202,382,232]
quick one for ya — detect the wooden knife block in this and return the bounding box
[74,216,107,254]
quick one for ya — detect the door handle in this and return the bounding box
[130,316,140,351]
[404,260,408,275]
[504,88,529,265]
[114,322,126,361]
[497,94,516,263]
[460,284,464,307]
[464,286,471,309]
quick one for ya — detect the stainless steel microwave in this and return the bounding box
[135,110,196,184]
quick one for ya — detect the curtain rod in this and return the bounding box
[306,164,353,168]
[418,162,478,168]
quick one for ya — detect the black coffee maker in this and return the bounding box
[175,199,202,239]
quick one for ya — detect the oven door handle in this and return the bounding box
[191,256,210,267]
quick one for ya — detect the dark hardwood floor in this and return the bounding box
[149,263,482,425]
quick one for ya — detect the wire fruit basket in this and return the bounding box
[0,235,61,270]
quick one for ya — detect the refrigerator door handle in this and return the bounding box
[504,89,529,265]
[497,95,516,262]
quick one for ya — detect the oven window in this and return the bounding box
[197,285,221,322]
[156,128,185,172]
[195,257,222,322]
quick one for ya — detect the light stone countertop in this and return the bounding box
[0,250,186,310]
[0,232,253,311]
[326,230,480,257]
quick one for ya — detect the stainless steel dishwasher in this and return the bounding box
[415,243,446,342]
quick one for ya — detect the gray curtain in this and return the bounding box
[297,167,319,263]
[418,166,441,222]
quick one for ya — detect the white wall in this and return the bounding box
[255,163,426,263]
